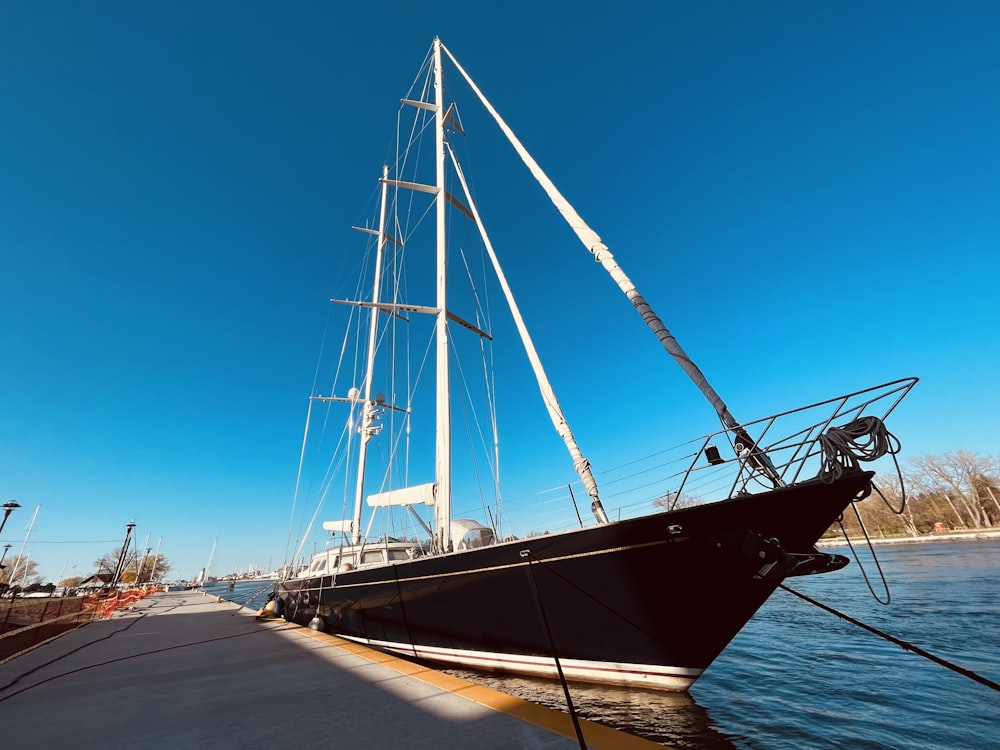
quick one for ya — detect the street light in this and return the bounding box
[0,500,21,537]
[0,543,11,569]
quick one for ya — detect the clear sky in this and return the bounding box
[2,2,998,583]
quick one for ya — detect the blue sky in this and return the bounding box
[2,2,998,583]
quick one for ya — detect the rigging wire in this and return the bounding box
[521,550,587,749]
[284,240,369,572]
[0,539,121,545]
[447,311,501,533]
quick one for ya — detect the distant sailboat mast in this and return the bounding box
[14,505,40,587]
[149,536,162,583]
[204,536,217,582]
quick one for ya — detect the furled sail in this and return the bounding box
[446,141,607,522]
[441,40,739,433]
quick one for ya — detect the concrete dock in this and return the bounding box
[0,590,663,748]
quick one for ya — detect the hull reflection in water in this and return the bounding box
[442,671,737,750]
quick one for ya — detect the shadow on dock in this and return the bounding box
[0,590,663,749]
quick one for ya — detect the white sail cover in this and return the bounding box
[367,482,437,507]
[321,520,354,534]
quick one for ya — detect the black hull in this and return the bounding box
[276,472,869,690]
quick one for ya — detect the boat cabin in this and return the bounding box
[298,519,495,578]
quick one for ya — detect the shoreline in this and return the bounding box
[817,529,1000,547]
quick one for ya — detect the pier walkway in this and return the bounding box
[0,590,662,749]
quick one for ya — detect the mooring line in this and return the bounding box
[233,582,277,613]
[521,549,587,750]
[780,584,1000,692]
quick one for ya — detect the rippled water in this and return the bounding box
[445,540,1000,749]
[200,578,275,609]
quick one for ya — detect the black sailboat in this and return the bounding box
[274,38,915,691]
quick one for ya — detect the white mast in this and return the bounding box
[433,37,453,553]
[352,164,392,544]
[14,505,39,587]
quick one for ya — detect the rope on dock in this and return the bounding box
[521,549,587,750]
[779,583,1000,693]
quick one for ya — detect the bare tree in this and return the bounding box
[94,549,172,584]
[0,555,40,587]
[911,452,996,529]
[823,451,999,538]
[652,491,702,511]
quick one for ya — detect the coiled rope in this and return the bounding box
[819,416,902,482]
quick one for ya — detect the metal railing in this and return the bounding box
[673,378,917,506]
[573,378,918,525]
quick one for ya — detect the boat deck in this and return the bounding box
[0,590,661,749]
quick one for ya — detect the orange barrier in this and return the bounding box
[99,595,119,619]
[112,586,160,612]
[0,586,163,661]
[79,586,160,621]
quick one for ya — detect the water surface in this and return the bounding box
[448,540,1000,748]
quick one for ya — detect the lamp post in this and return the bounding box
[0,543,11,570]
[0,501,21,537]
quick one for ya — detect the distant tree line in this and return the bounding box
[648,450,999,540]
[0,556,39,588]
[0,548,173,596]
[92,548,172,584]
[829,450,999,538]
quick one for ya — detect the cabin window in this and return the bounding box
[361,550,385,565]
[312,557,327,573]
[387,549,412,561]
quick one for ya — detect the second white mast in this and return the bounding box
[352,165,392,544]
[432,37,453,553]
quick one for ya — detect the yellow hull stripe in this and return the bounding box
[289,623,669,749]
